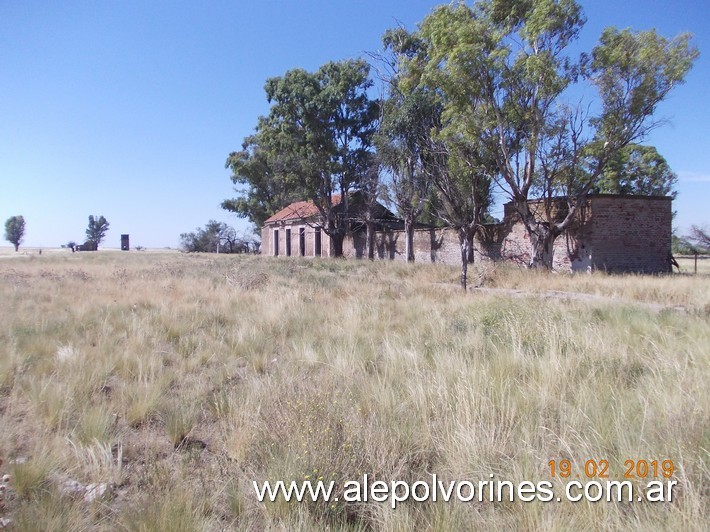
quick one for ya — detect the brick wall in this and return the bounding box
[588,196,672,273]
[262,224,330,258]
[340,227,462,264]
[260,226,271,256]
[484,196,672,272]
[271,221,557,268]
[262,195,672,273]
[484,212,579,271]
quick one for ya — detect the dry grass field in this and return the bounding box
[0,250,708,530]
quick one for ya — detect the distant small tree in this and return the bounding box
[688,225,710,252]
[673,225,710,255]
[180,221,250,253]
[4,215,26,251]
[671,235,693,255]
[221,226,240,253]
[66,240,77,252]
[86,215,110,249]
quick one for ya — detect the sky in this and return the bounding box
[1,0,708,249]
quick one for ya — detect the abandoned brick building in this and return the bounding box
[261,194,673,273]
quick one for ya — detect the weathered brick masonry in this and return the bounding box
[261,195,673,273]
[582,195,672,273]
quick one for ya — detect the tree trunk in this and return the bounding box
[331,233,345,258]
[366,220,375,260]
[13,243,19,252]
[458,228,469,291]
[529,226,557,270]
[516,200,558,271]
[467,232,475,263]
[405,218,415,262]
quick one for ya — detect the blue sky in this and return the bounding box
[1,0,708,249]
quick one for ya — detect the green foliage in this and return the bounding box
[4,215,26,251]
[384,6,498,284]
[267,59,379,216]
[412,0,698,269]
[376,31,444,260]
[85,215,109,249]
[671,234,698,256]
[222,0,697,271]
[682,225,710,254]
[224,59,379,255]
[222,130,307,228]
[377,71,438,203]
[419,188,447,228]
[596,144,677,197]
[179,220,253,253]
[590,27,698,145]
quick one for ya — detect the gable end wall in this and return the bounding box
[589,196,672,273]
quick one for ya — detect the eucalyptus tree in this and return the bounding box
[417,0,697,269]
[688,225,710,252]
[595,143,677,198]
[374,27,440,262]
[4,215,25,252]
[311,59,379,257]
[225,59,378,257]
[375,28,443,262]
[432,136,495,289]
[378,26,496,288]
[86,215,109,249]
[222,125,308,229]
[357,149,382,260]
[376,92,435,262]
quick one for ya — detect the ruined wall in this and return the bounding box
[261,226,271,257]
[588,196,672,273]
[488,210,579,271]
[262,224,330,258]
[262,196,672,274]
[414,228,461,264]
[341,227,461,264]
[298,223,571,270]
[482,196,672,273]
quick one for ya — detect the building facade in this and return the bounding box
[261,195,673,273]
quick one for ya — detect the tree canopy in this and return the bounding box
[86,215,110,249]
[4,215,25,252]
[411,0,697,269]
[596,143,677,197]
[224,59,379,256]
[224,0,697,273]
[375,28,443,262]
[222,127,308,229]
[180,220,254,253]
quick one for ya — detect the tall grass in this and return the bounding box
[0,251,707,529]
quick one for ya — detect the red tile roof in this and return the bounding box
[264,195,342,223]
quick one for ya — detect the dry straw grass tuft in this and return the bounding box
[0,250,707,529]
